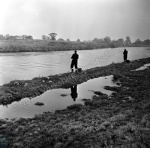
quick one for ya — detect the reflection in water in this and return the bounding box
[70,85,78,101]
[0,75,118,119]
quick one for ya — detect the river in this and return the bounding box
[0,47,150,86]
[0,47,150,119]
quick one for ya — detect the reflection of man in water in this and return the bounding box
[70,85,78,101]
[71,50,79,72]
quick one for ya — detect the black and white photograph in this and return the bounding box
[0,0,150,147]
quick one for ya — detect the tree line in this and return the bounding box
[42,34,150,47]
[1,32,150,48]
[0,34,33,40]
[132,39,150,46]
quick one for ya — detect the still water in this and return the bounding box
[0,75,118,119]
[0,47,150,85]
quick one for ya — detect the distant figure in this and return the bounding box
[71,50,79,72]
[70,85,78,101]
[123,49,128,62]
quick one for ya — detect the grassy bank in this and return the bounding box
[0,40,113,53]
[0,57,150,147]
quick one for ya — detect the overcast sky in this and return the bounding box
[0,0,150,41]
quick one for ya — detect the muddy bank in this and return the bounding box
[1,57,150,105]
[0,57,150,147]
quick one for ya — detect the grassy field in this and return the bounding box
[0,40,112,53]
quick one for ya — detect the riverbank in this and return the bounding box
[0,57,150,147]
[0,40,150,53]
[0,40,112,53]
[0,57,150,105]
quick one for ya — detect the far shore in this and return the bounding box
[0,40,112,53]
[0,39,150,53]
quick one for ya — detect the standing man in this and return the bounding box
[71,50,79,72]
[123,49,128,62]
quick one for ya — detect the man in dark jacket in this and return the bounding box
[123,49,128,62]
[71,50,79,72]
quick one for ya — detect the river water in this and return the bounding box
[0,47,150,86]
[0,47,150,119]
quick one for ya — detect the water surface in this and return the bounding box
[0,75,118,119]
[0,47,150,85]
[0,47,150,119]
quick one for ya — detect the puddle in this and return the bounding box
[133,63,150,71]
[0,75,119,119]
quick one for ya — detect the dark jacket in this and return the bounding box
[71,53,79,61]
[123,50,128,56]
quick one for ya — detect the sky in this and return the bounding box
[0,0,150,41]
